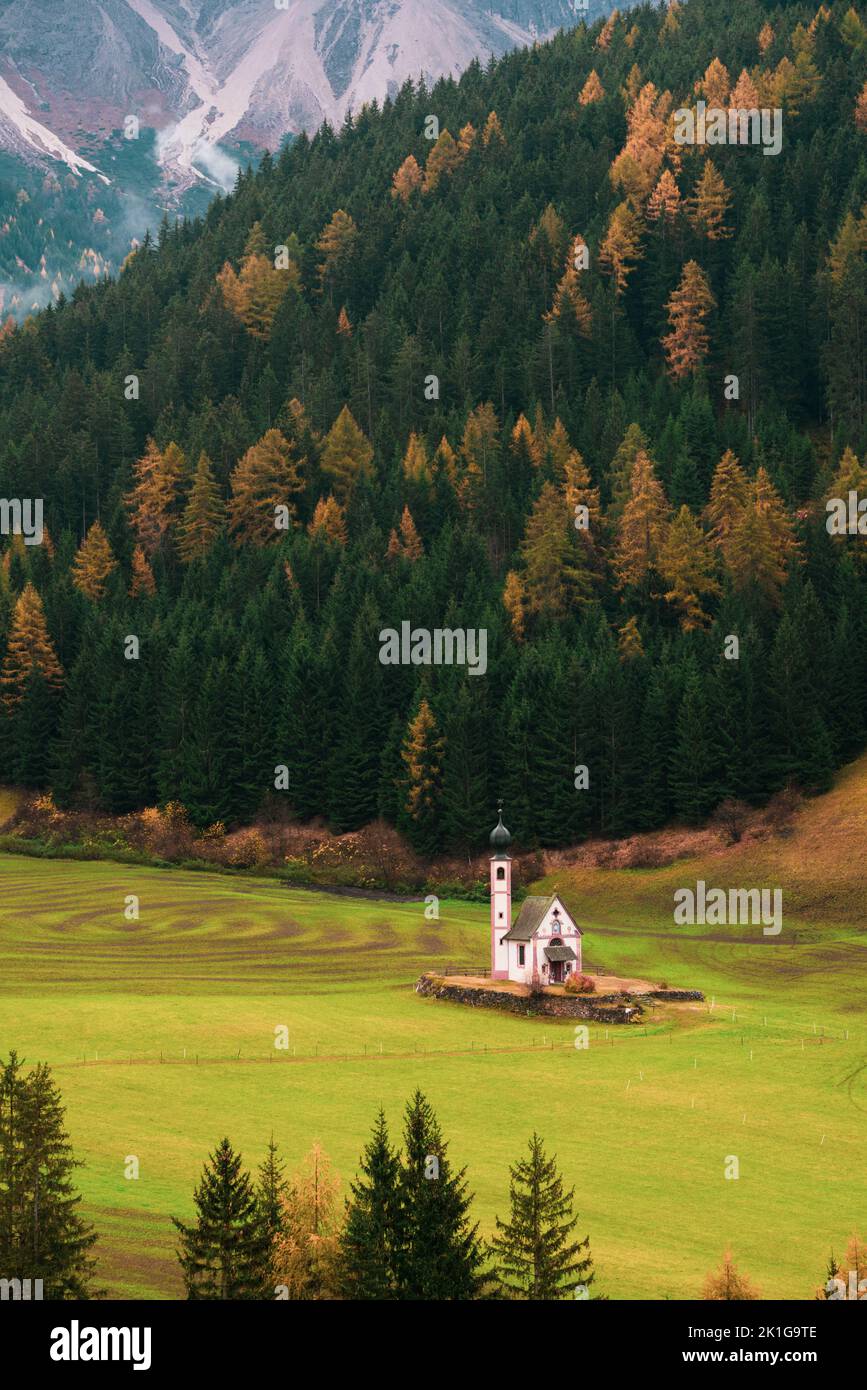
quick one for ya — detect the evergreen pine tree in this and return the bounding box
[173,1138,272,1299]
[489,1132,596,1300]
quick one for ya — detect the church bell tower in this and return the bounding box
[490,803,512,979]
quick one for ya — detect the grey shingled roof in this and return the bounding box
[502,895,555,941]
[544,944,577,963]
[503,894,583,942]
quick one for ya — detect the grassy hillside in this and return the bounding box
[1,756,864,1299]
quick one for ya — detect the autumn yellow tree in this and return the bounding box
[397,504,423,561]
[608,422,650,522]
[423,130,463,191]
[562,449,601,538]
[178,452,225,563]
[391,154,423,202]
[724,467,799,605]
[617,615,644,661]
[610,82,668,207]
[702,1249,760,1301]
[308,495,348,546]
[658,505,721,629]
[481,111,505,147]
[316,210,357,296]
[229,429,305,545]
[400,698,444,852]
[0,583,63,709]
[320,406,374,500]
[579,70,605,105]
[662,260,716,379]
[520,481,595,618]
[271,1145,343,1300]
[647,168,682,224]
[129,544,156,597]
[503,570,527,641]
[544,235,593,334]
[71,520,117,600]
[217,222,297,339]
[402,433,434,493]
[705,450,749,563]
[599,201,644,295]
[856,80,867,133]
[696,57,730,108]
[125,437,179,555]
[688,162,732,241]
[613,450,670,588]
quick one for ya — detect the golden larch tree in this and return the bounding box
[599,201,644,295]
[320,406,374,500]
[481,111,505,147]
[617,615,645,661]
[401,698,444,823]
[758,21,774,54]
[178,452,226,563]
[398,505,423,561]
[688,162,732,241]
[613,450,670,588]
[391,154,423,202]
[1,583,63,709]
[724,468,799,606]
[563,449,601,538]
[579,70,605,105]
[402,433,434,492]
[705,450,749,561]
[316,210,357,293]
[271,1145,343,1300]
[662,260,716,379]
[503,569,527,641]
[71,520,117,601]
[658,505,721,630]
[308,495,348,546]
[229,429,305,545]
[125,437,178,556]
[217,222,297,339]
[696,57,730,107]
[129,544,156,598]
[647,169,682,223]
[730,68,760,110]
[702,1249,760,1301]
[459,403,500,510]
[520,481,595,618]
[856,80,867,133]
[423,130,463,191]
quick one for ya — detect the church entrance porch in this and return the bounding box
[544,941,576,986]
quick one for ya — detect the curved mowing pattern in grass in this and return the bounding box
[0,852,864,1301]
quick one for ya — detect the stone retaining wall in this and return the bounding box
[415,976,704,1022]
[415,975,644,1024]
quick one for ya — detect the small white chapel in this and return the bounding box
[488,805,583,985]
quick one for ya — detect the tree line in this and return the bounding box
[1,0,867,851]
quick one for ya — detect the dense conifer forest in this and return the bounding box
[2,0,867,853]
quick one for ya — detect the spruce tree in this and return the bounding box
[339,1109,405,1299]
[173,1138,272,1299]
[489,1132,596,1300]
[397,1090,484,1300]
[0,1052,99,1299]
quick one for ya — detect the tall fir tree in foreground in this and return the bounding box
[173,1138,272,1299]
[0,1052,98,1298]
[489,1132,596,1300]
[397,1089,484,1299]
[339,1108,405,1299]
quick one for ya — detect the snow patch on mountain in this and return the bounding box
[0,75,109,182]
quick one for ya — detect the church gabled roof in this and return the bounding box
[502,893,582,942]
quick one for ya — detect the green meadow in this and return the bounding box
[1,771,865,1299]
